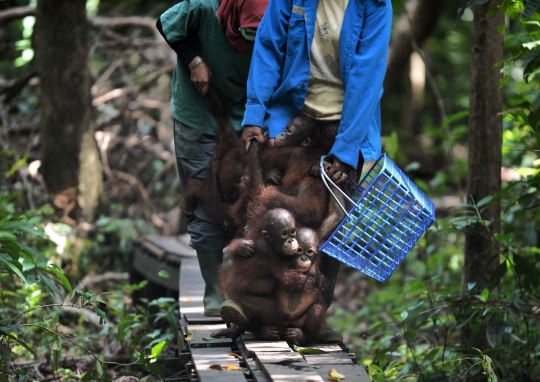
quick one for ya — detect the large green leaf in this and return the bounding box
[293,345,327,355]
[41,264,73,295]
[0,327,37,358]
[81,371,102,381]
[39,273,63,296]
[0,255,26,281]
[0,232,17,240]
[486,314,504,347]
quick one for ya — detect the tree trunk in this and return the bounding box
[461,0,503,351]
[383,0,447,174]
[35,0,102,222]
[384,0,446,94]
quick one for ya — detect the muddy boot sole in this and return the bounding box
[220,299,249,326]
[318,327,343,343]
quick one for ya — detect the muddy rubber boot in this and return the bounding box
[322,255,341,308]
[220,299,249,326]
[196,250,225,317]
[320,256,344,343]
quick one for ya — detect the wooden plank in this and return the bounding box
[309,364,371,382]
[132,245,180,291]
[186,323,228,346]
[196,370,246,382]
[179,257,205,316]
[188,323,227,333]
[255,353,324,382]
[303,353,354,365]
[258,364,324,381]
[144,234,197,258]
[190,330,233,349]
[305,344,345,353]
[184,312,223,325]
[256,353,305,363]
[245,359,270,382]
[142,240,166,259]
[243,340,293,355]
[191,347,241,369]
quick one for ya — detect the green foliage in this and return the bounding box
[524,0,540,18]
[331,199,540,380]
[330,6,540,381]
[0,191,178,381]
[0,192,72,297]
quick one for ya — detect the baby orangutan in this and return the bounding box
[214,223,328,345]
[216,208,298,336]
[258,227,328,345]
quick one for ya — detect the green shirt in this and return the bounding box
[160,0,252,134]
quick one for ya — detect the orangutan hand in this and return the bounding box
[242,125,268,150]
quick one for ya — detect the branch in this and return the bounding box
[90,16,161,39]
[96,131,169,233]
[93,25,161,50]
[19,324,139,367]
[115,170,168,231]
[0,6,160,39]
[90,15,158,30]
[88,16,163,41]
[0,71,37,102]
[92,63,175,106]
[0,6,34,24]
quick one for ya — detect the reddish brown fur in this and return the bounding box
[180,89,246,239]
[238,134,339,239]
[219,223,329,344]
[218,209,299,334]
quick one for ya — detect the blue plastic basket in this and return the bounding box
[319,154,435,282]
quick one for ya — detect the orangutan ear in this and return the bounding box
[301,138,311,147]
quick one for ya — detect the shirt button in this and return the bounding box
[301,83,305,88]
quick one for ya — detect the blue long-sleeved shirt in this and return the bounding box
[242,0,392,168]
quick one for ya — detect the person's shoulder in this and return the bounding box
[189,0,218,13]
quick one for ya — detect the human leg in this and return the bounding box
[173,120,227,316]
[319,254,344,343]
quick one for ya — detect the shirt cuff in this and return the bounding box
[242,104,267,129]
[328,138,360,170]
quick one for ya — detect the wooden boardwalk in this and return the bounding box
[138,235,370,382]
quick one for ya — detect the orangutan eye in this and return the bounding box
[306,249,314,255]
[281,230,288,239]
[289,229,296,237]
[286,127,292,136]
[296,248,304,254]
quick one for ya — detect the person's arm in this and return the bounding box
[156,18,198,66]
[242,0,292,130]
[156,1,212,95]
[329,0,393,168]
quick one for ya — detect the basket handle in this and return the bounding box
[319,155,356,217]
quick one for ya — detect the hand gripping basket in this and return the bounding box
[319,154,435,282]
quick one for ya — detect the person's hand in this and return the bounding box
[190,62,212,96]
[242,125,268,150]
[324,156,352,185]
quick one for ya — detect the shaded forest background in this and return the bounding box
[1,0,539,381]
